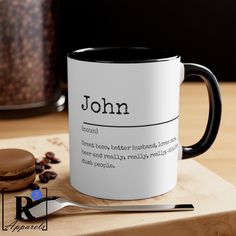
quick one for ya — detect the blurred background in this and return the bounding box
[59,0,236,82]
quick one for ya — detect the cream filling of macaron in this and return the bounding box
[0,165,35,180]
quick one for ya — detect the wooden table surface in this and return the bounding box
[0,82,235,185]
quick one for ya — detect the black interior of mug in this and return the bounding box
[68,47,179,63]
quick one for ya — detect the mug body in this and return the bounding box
[68,47,182,200]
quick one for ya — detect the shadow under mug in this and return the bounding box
[67,47,222,200]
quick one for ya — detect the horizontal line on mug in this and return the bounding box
[83,115,179,128]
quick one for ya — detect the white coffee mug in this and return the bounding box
[67,47,221,200]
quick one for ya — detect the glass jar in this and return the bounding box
[0,0,64,118]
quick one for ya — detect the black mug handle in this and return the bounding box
[181,63,222,159]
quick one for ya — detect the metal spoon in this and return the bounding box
[19,196,194,220]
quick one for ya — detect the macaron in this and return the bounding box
[0,149,36,192]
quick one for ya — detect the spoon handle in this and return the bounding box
[67,200,194,212]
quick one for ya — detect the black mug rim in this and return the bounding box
[67,47,180,63]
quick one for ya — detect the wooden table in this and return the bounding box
[0,82,235,235]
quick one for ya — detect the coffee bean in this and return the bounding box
[39,173,49,183]
[29,182,40,190]
[44,152,61,164]
[35,158,41,165]
[40,159,50,166]
[35,164,44,173]
[39,160,46,166]
[43,157,52,163]
[42,172,50,180]
[48,171,57,179]
[43,171,57,180]
[45,152,55,159]
[50,157,61,164]
[44,163,51,169]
